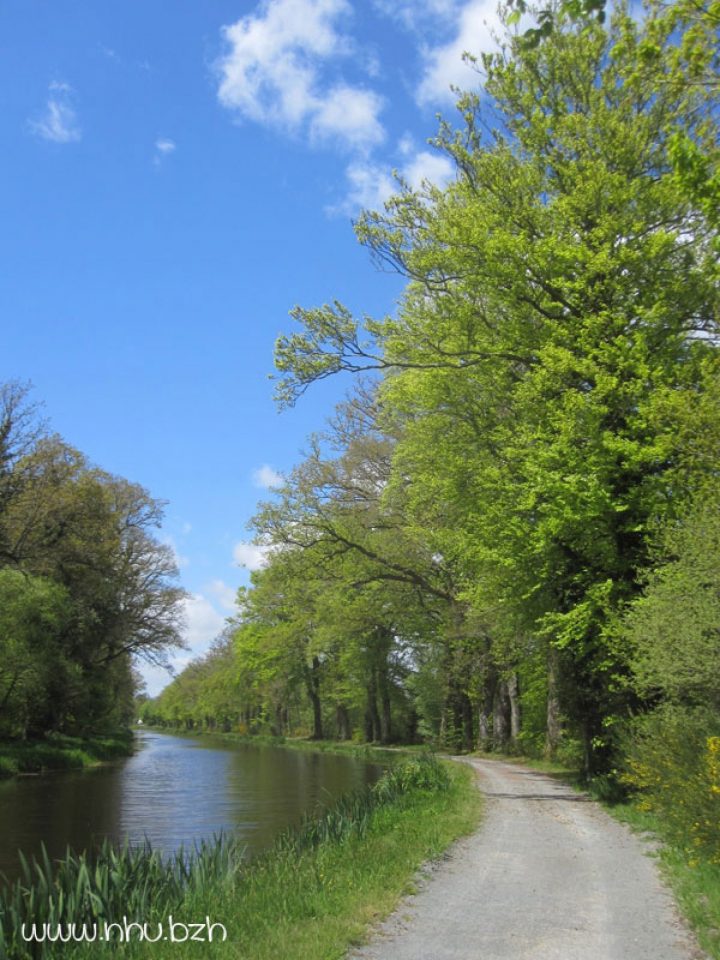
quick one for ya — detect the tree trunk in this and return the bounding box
[545,645,562,758]
[378,666,392,744]
[462,692,474,752]
[407,707,419,744]
[508,672,521,747]
[477,662,497,751]
[273,702,286,736]
[365,669,381,741]
[335,704,350,740]
[307,656,324,740]
[492,679,510,751]
[438,706,447,746]
[478,708,490,748]
[580,717,592,781]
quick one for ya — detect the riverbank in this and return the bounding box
[0,732,134,779]
[0,754,481,959]
[138,725,423,762]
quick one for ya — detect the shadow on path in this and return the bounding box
[483,791,591,802]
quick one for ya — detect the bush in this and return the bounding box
[621,706,720,865]
[0,756,18,778]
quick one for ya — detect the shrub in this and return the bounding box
[621,706,720,865]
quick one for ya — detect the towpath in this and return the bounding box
[350,757,704,960]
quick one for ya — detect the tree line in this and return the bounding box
[144,0,720,789]
[0,383,185,740]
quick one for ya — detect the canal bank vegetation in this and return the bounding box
[0,732,133,779]
[142,0,720,906]
[0,755,480,960]
[0,382,186,758]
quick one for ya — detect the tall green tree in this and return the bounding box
[273,1,720,771]
[0,384,186,737]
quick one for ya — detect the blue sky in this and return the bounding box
[1,0,503,694]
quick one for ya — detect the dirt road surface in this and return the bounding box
[350,758,703,960]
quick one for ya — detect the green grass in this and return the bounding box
[0,732,133,779]
[0,755,481,960]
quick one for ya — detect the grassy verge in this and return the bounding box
[478,751,720,959]
[1,755,481,960]
[0,732,134,779]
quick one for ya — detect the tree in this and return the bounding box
[0,388,187,737]
[0,569,71,738]
[272,2,720,771]
[624,485,720,708]
[0,381,46,563]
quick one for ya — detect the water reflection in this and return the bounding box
[0,731,383,882]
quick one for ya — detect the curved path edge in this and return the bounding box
[349,757,705,960]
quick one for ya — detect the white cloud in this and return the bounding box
[417,0,500,105]
[140,592,226,696]
[99,44,121,63]
[253,464,283,489]
[29,82,81,143]
[216,0,384,150]
[208,579,239,611]
[310,85,384,148]
[402,150,454,190]
[340,159,396,213]
[182,593,226,650]
[155,137,176,154]
[372,0,461,30]
[336,143,454,214]
[139,662,175,698]
[233,540,270,571]
[161,534,190,570]
[153,138,176,166]
[398,132,416,157]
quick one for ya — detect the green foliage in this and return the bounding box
[620,707,720,865]
[0,836,239,959]
[267,0,720,773]
[0,734,133,779]
[0,382,186,742]
[151,0,720,788]
[624,486,720,707]
[0,570,71,739]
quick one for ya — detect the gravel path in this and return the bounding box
[350,757,704,960]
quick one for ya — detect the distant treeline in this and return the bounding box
[0,382,185,741]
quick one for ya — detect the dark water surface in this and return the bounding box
[0,730,384,882]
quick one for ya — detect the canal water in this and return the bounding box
[0,730,385,882]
